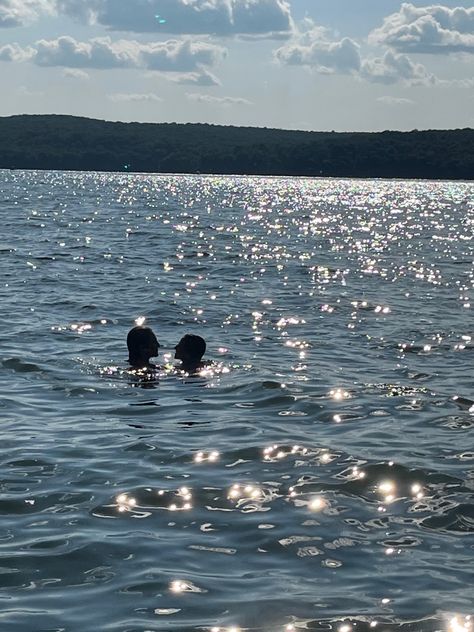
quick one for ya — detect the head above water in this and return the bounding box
[127,326,159,368]
[175,334,206,367]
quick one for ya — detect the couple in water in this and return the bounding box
[127,326,207,374]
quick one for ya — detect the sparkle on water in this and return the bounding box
[0,171,473,631]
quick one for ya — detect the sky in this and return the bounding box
[0,0,473,131]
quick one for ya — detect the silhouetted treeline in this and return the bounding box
[0,114,473,179]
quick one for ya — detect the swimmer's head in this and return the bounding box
[127,326,159,367]
[175,334,206,365]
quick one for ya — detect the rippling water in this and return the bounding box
[1,170,473,632]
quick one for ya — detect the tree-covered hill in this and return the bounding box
[0,114,473,179]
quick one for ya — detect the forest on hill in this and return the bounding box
[0,114,473,179]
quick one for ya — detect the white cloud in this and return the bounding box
[377,96,414,105]
[361,50,436,85]
[142,39,225,72]
[0,0,53,27]
[186,93,252,106]
[163,69,221,86]
[34,36,140,68]
[5,35,226,73]
[56,0,293,38]
[437,76,474,87]
[62,67,89,79]
[275,17,446,86]
[275,25,361,74]
[109,92,162,102]
[370,3,474,54]
[231,0,292,38]
[0,42,34,61]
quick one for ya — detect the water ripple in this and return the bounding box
[0,171,473,631]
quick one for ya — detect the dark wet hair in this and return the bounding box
[127,326,158,364]
[180,334,206,361]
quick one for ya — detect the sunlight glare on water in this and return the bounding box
[0,170,473,631]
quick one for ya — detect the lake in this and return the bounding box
[1,170,473,632]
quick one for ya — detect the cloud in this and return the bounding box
[186,93,252,106]
[361,50,436,85]
[275,25,360,74]
[4,35,226,73]
[0,0,53,28]
[369,3,474,54]
[34,36,140,68]
[0,42,34,61]
[142,38,225,72]
[18,85,43,97]
[275,18,442,86]
[62,67,89,79]
[56,0,293,38]
[377,96,414,105]
[109,92,162,102]
[163,69,221,86]
[437,76,474,87]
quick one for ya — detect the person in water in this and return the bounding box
[174,334,207,373]
[127,326,160,370]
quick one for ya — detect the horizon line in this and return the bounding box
[1,112,472,135]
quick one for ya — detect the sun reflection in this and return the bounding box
[377,480,397,504]
[194,450,220,463]
[379,481,395,493]
[135,316,146,326]
[330,388,350,400]
[115,486,196,514]
[411,483,424,499]
[167,486,193,511]
[170,580,186,593]
[277,316,306,328]
[227,483,262,501]
[449,616,472,632]
[263,444,308,461]
[70,322,92,334]
[115,493,137,512]
[351,466,366,479]
[285,340,310,349]
[310,496,327,512]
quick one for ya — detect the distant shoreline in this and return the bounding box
[1,114,473,180]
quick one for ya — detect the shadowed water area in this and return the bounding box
[0,170,473,632]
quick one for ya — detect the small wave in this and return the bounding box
[2,358,41,373]
[422,503,474,533]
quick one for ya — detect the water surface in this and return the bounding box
[1,171,473,632]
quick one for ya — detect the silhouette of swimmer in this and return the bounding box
[127,326,160,370]
[174,334,208,373]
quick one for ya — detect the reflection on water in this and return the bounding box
[0,171,473,631]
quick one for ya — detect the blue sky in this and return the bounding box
[0,0,473,131]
